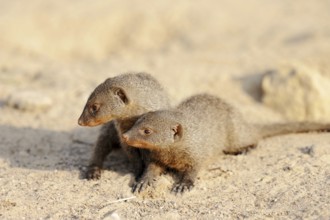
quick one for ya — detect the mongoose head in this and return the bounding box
[122,111,183,150]
[78,73,170,127]
[78,79,131,127]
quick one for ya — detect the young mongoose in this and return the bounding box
[122,94,330,194]
[78,72,170,180]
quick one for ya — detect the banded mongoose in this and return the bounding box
[122,94,330,194]
[78,72,170,180]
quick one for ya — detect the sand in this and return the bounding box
[0,0,329,219]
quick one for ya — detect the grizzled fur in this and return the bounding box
[78,72,171,180]
[123,94,330,194]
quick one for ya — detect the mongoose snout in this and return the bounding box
[77,118,85,126]
[122,132,158,150]
[78,101,112,127]
[121,133,129,142]
[77,113,105,127]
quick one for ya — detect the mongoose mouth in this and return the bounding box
[78,114,115,127]
[124,139,158,150]
[88,119,108,127]
[78,118,103,127]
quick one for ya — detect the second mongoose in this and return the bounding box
[78,72,171,180]
[122,94,330,194]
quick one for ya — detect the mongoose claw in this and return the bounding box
[85,166,102,180]
[132,178,154,193]
[171,182,194,195]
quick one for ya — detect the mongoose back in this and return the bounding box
[78,72,171,180]
[122,94,330,194]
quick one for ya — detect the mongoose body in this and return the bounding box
[122,94,330,194]
[78,73,170,180]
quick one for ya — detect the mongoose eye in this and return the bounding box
[141,128,152,135]
[89,104,100,115]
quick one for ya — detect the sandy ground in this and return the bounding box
[0,0,330,219]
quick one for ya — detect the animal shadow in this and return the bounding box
[0,125,132,177]
[235,71,275,102]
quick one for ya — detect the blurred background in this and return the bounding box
[0,0,330,129]
[0,2,330,219]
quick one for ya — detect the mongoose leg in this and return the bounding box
[171,169,197,194]
[121,144,145,180]
[118,116,145,180]
[132,163,164,193]
[77,73,171,182]
[85,122,120,180]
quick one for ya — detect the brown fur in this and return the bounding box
[123,94,330,194]
[78,72,170,180]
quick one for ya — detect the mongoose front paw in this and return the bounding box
[132,177,155,193]
[171,181,194,194]
[85,166,102,180]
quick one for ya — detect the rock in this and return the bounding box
[6,90,52,111]
[102,210,121,220]
[261,63,330,121]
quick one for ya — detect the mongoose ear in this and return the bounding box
[114,87,129,104]
[172,124,183,141]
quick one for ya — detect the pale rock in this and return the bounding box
[6,90,52,111]
[102,210,121,220]
[261,63,330,121]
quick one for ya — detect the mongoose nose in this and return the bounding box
[122,133,129,142]
[78,118,84,126]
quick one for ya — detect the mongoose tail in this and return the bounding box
[256,122,330,139]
